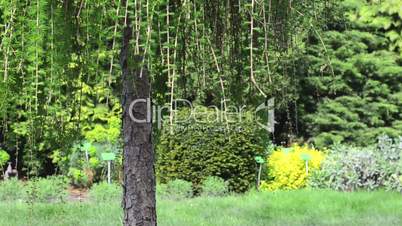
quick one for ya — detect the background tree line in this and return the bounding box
[0,0,401,177]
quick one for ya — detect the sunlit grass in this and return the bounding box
[0,189,401,226]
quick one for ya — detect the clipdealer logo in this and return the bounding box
[128,98,275,132]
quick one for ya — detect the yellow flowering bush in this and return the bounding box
[260,144,325,191]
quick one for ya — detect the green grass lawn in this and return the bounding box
[1,189,401,226]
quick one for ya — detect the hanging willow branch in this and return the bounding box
[166,0,174,130]
[139,0,155,78]
[2,5,17,82]
[262,0,272,84]
[249,0,267,98]
[208,39,229,128]
[108,0,122,87]
[34,0,40,114]
[290,5,335,78]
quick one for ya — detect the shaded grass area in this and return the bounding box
[0,189,401,226]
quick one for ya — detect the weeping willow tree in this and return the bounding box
[117,1,332,224]
[0,0,331,176]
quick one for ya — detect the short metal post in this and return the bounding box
[257,164,262,189]
[305,160,309,175]
[107,160,111,184]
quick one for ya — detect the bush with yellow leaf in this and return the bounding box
[260,145,324,191]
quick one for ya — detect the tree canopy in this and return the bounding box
[0,0,401,176]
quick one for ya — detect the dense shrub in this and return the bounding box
[260,145,324,191]
[89,182,122,202]
[378,136,402,192]
[298,1,402,148]
[157,107,266,193]
[309,136,402,191]
[200,176,228,197]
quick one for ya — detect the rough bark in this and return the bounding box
[121,22,157,226]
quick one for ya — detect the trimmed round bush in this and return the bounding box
[156,107,266,193]
[200,176,228,197]
[165,179,193,200]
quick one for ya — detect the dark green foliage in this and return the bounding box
[298,1,402,147]
[156,107,265,193]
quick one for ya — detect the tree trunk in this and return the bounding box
[121,22,157,226]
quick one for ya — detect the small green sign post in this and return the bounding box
[300,153,312,175]
[255,156,265,191]
[101,153,116,184]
